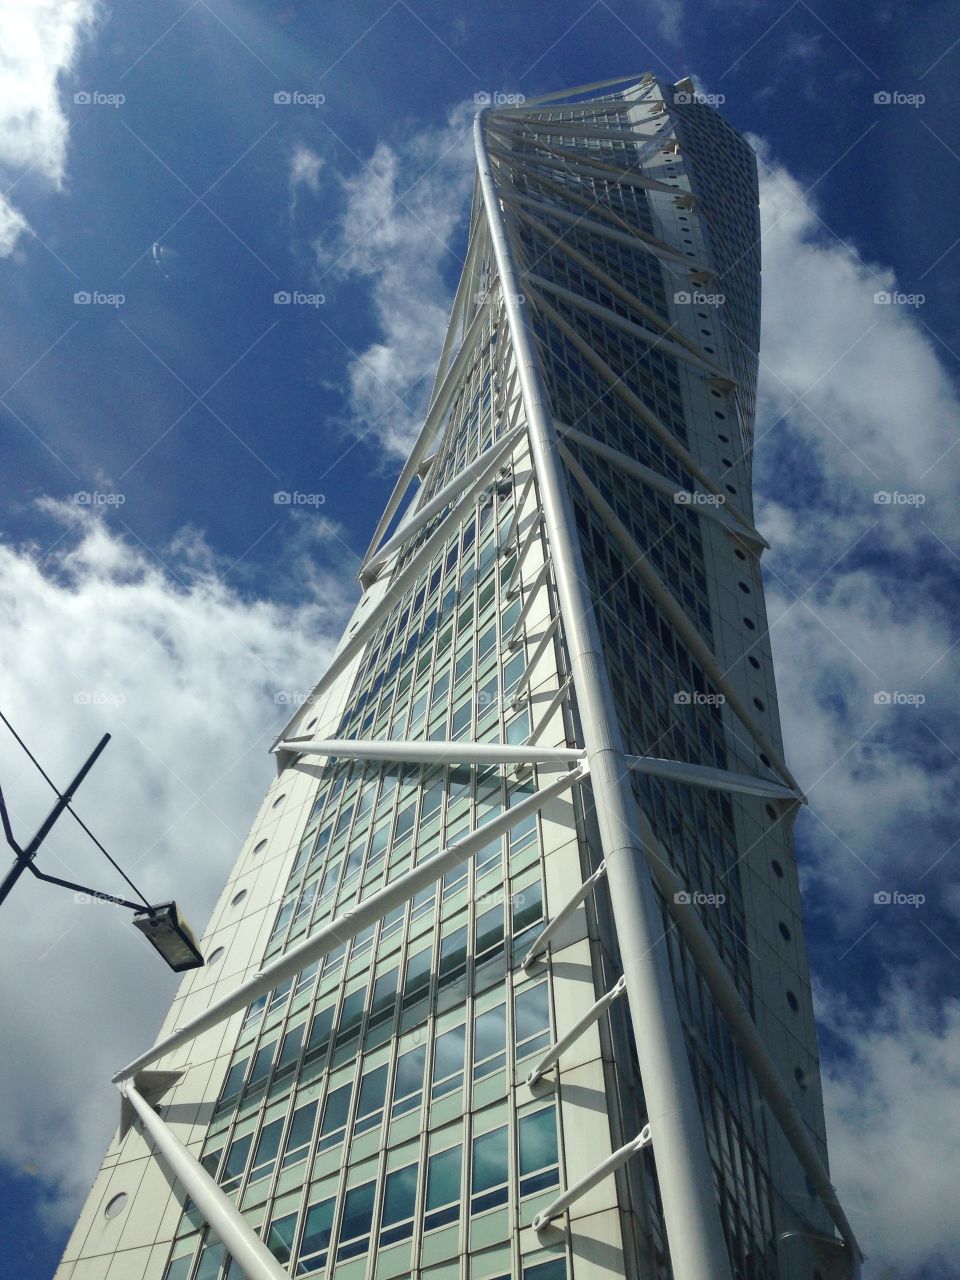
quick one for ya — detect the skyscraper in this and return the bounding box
[57,75,860,1280]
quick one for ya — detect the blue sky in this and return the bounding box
[0,2,958,1278]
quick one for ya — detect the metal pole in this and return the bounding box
[275,738,583,767]
[475,109,733,1280]
[527,974,626,1086]
[114,765,585,1082]
[523,860,606,970]
[533,1125,653,1233]
[121,1081,289,1280]
[0,733,110,907]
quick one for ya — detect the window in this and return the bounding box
[220,1133,252,1192]
[519,1108,560,1196]
[403,945,432,1008]
[474,1004,506,1079]
[103,1192,127,1219]
[355,1063,389,1134]
[195,1241,226,1280]
[515,983,551,1059]
[276,1023,305,1076]
[317,1081,353,1153]
[512,880,544,941]
[249,1117,284,1183]
[335,989,365,1047]
[219,1056,248,1104]
[297,1196,335,1274]
[475,904,505,965]
[438,925,468,987]
[248,1040,276,1089]
[282,1099,317,1169]
[305,1006,334,1062]
[336,1180,376,1261]
[524,1261,566,1280]
[425,1145,461,1231]
[431,1025,465,1100]
[471,1125,509,1213]
[379,1162,418,1246]
[392,1044,426,1117]
[369,969,398,1031]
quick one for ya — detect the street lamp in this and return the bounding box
[0,720,205,974]
[133,902,205,972]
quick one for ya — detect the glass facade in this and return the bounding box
[58,76,842,1280]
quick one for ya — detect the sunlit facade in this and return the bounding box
[57,76,858,1280]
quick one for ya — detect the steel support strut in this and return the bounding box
[121,1081,289,1280]
[475,109,734,1280]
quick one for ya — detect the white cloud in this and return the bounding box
[312,106,475,457]
[818,984,960,1275]
[0,0,97,255]
[0,503,350,1221]
[289,143,324,196]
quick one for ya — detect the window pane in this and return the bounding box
[267,1211,298,1263]
[283,1100,317,1164]
[472,1126,508,1193]
[519,1109,558,1175]
[438,926,467,983]
[403,947,432,1005]
[195,1242,226,1280]
[475,905,504,957]
[393,1044,425,1112]
[317,1082,352,1149]
[426,1145,461,1210]
[524,1262,566,1280]
[356,1064,389,1130]
[222,1133,252,1182]
[432,1025,465,1096]
[338,1181,376,1256]
[513,880,543,934]
[300,1196,334,1257]
[474,1005,506,1066]
[248,1041,275,1086]
[251,1117,283,1177]
[381,1162,418,1226]
[277,1023,304,1072]
[336,990,365,1043]
[306,1006,334,1058]
[220,1056,248,1101]
[516,984,549,1044]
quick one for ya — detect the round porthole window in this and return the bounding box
[231,889,247,907]
[208,946,224,965]
[304,718,317,732]
[272,793,287,809]
[771,859,784,878]
[252,839,267,857]
[104,1193,128,1219]
[778,921,792,942]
